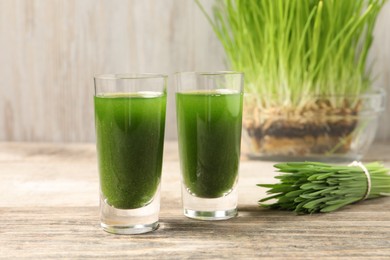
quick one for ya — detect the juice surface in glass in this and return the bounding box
[176,90,243,198]
[94,92,166,209]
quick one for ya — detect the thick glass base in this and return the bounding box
[100,186,160,235]
[101,222,159,235]
[182,184,238,221]
[184,208,237,220]
[247,153,363,163]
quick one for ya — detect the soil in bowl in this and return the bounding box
[243,99,360,157]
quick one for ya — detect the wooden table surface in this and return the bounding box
[1,141,390,259]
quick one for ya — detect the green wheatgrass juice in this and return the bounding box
[94,92,166,209]
[176,89,243,198]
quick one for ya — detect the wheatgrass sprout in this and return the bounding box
[258,162,390,214]
[196,0,386,109]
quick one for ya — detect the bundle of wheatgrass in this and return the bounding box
[259,162,390,214]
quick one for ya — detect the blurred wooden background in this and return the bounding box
[0,0,389,142]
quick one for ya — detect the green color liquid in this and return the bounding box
[176,90,243,198]
[94,92,166,209]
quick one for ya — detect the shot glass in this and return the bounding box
[175,71,244,220]
[94,74,167,234]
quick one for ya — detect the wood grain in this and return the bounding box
[0,0,389,142]
[0,141,390,258]
[0,0,224,142]
[2,206,390,259]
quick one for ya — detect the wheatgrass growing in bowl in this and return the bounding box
[196,0,387,161]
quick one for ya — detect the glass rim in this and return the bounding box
[174,71,243,76]
[94,73,168,80]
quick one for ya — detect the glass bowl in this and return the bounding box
[242,89,386,162]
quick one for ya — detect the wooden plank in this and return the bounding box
[1,206,390,258]
[0,0,389,142]
[0,0,223,142]
[1,142,390,258]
